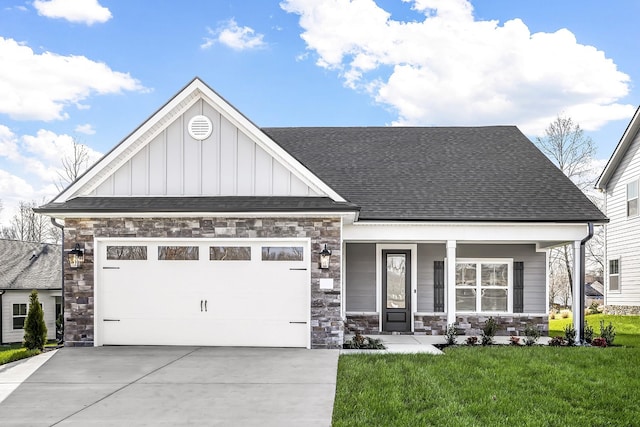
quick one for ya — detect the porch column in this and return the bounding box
[572,240,582,344]
[446,240,457,326]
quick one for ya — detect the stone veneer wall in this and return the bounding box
[414,314,448,335]
[604,305,640,315]
[456,315,548,336]
[344,313,379,334]
[63,216,342,349]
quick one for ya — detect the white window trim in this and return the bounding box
[608,256,621,294]
[12,303,27,330]
[455,258,513,314]
[375,244,417,332]
[626,179,639,218]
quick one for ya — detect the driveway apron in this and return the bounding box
[0,346,339,426]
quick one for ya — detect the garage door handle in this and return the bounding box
[103,266,120,270]
[200,300,203,312]
[205,300,208,312]
[289,321,307,324]
[103,319,120,322]
[289,268,307,271]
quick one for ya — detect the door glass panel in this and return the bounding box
[210,246,251,261]
[386,254,406,309]
[158,246,199,260]
[261,246,304,261]
[107,246,147,260]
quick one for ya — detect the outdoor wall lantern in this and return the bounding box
[68,243,84,269]
[319,244,332,270]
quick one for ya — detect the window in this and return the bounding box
[261,246,304,261]
[158,246,199,260]
[107,246,147,260]
[627,181,638,217]
[210,246,251,261]
[456,260,511,312]
[13,303,27,329]
[609,258,620,291]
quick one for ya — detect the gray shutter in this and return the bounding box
[434,261,445,312]
[513,261,524,313]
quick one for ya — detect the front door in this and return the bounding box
[382,250,411,332]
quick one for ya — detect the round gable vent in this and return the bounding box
[188,115,213,140]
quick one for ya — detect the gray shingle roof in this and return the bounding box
[0,239,62,290]
[37,197,359,214]
[263,126,607,222]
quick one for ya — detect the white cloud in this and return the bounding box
[33,0,112,25]
[281,0,634,135]
[0,37,145,121]
[201,19,266,51]
[75,123,96,135]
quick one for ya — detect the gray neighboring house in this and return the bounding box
[585,281,604,307]
[0,239,61,344]
[597,106,640,314]
[36,78,606,349]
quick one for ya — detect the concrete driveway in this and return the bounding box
[0,346,339,426]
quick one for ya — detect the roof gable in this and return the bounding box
[597,105,640,190]
[54,78,344,203]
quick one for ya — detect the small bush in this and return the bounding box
[584,323,594,344]
[466,336,478,346]
[444,324,457,346]
[564,324,577,346]
[509,336,520,346]
[599,320,616,346]
[523,324,541,346]
[343,332,386,350]
[549,336,565,346]
[549,311,556,320]
[588,301,602,314]
[591,337,607,347]
[481,317,497,346]
[23,290,47,351]
[560,310,571,319]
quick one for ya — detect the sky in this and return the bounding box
[1,0,639,225]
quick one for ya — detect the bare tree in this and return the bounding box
[534,114,599,307]
[6,200,60,243]
[56,138,90,191]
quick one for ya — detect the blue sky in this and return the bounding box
[1,0,639,224]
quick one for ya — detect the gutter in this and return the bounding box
[579,222,594,343]
[51,218,65,345]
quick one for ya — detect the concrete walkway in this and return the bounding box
[0,347,338,426]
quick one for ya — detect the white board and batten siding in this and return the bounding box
[605,130,640,307]
[93,99,319,198]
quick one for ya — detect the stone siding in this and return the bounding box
[604,305,640,315]
[344,313,379,334]
[414,314,448,335]
[456,314,548,336]
[63,216,342,349]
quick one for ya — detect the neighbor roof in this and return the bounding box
[0,240,61,290]
[263,126,607,222]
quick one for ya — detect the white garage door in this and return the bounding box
[95,239,310,348]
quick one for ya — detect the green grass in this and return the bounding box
[0,344,41,366]
[549,314,640,347]
[333,347,640,426]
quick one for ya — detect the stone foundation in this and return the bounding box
[63,216,343,349]
[603,305,640,315]
[414,314,448,335]
[344,313,379,334]
[456,314,548,336]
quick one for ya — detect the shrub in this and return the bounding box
[549,336,565,346]
[599,320,616,346]
[560,310,571,319]
[549,311,556,320]
[444,323,457,346]
[588,301,602,314]
[523,324,541,346]
[584,323,594,344]
[591,337,607,347]
[509,336,520,346]
[465,336,478,346]
[23,290,47,351]
[481,317,497,346]
[343,332,386,350]
[564,324,576,346]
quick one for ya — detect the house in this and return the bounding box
[597,106,640,315]
[0,239,61,344]
[36,78,606,349]
[585,281,604,307]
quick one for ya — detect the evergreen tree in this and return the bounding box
[23,290,47,351]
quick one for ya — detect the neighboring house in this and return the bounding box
[0,239,61,344]
[597,106,640,315]
[585,281,604,307]
[36,78,606,349]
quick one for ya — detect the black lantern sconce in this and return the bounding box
[68,243,84,269]
[319,244,332,270]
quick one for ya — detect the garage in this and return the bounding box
[94,239,311,348]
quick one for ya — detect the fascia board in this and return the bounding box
[42,210,356,220]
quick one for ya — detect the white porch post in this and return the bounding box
[572,240,582,344]
[446,240,457,326]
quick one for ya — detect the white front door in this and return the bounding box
[96,239,310,347]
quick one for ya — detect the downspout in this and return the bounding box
[0,290,4,345]
[579,222,594,343]
[51,218,65,345]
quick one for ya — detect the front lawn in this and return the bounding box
[333,347,640,426]
[549,314,640,347]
